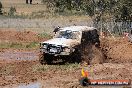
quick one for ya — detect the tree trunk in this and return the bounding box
[26,0,28,4]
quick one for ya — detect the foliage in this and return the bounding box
[41,0,132,21]
[8,7,16,16]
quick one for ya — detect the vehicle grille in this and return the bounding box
[46,44,62,54]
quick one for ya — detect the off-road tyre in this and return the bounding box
[44,53,54,64]
[39,52,45,65]
[39,53,53,65]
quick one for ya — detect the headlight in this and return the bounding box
[64,47,70,52]
[43,44,47,48]
[40,43,47,49]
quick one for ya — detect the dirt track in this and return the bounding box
[0,30,132,88]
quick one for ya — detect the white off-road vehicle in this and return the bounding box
[39,26,100,64]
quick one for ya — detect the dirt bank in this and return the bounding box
[0,30,48,43]
[101,37,132,63]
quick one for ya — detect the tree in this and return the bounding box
[0,1,3,15]
[41,0,132,21]
[26,0,28,4]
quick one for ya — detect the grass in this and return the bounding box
[1,0,92,19]
[37,32,52,39]
[25,41,39,49]
[9,42,23,48]
[0,42,39,49]
[1,0,45,15]
[33,63,81,72]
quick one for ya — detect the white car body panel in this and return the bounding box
[42,38,80,47]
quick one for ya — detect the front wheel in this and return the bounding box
[44,53,54,64]
[39,53,53,65]
[39,52,45,65]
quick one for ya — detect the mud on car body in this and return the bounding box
[39,26,100,64]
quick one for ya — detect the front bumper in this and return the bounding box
[40,48,71,56]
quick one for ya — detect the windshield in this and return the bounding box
[55,30,79,39]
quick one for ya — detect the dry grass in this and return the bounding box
[0,0,92,33]
[1,0,45,15]
[0,16,92,33]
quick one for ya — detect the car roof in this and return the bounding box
[59,26,96,32]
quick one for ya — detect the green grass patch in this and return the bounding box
[0,42,24,49]
[33,63,81,72]
[25,41,39,49]
[10,42,24,48]
[37,32,52,39]
[0,42,39,49]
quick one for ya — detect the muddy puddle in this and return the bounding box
[2,81,131,88]
[2,82,40,88]
[0,51,38,60]
[18,82,40,88]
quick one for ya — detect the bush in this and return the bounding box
[8,7,16,16]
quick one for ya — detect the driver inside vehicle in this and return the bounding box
[55,30,79,39]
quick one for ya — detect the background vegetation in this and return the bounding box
[0,0,132,36]
[0,1,3,15]
[42,0,132,22]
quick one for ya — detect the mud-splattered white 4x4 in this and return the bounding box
[39,26,100,64]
